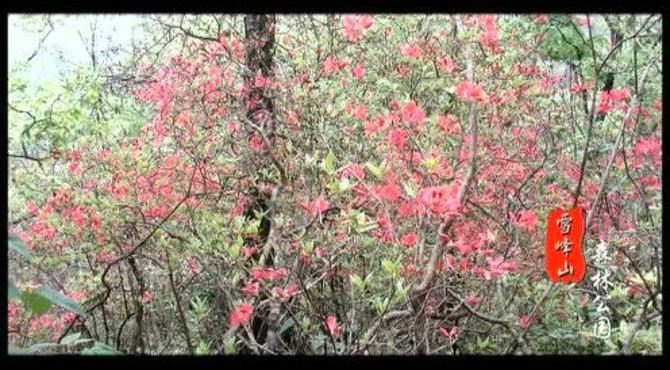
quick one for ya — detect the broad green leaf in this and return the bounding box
[8,234,31,260]
[402,181,418,198]
[321,150,336,174]
[280,317,295,335]
[38,287,85,316]
[80,342,122,355]
[8,281,21,301]
[303,240,314,255]
[195,341,211,355]
[365,161,386,180]
[381,259,395,277]
[355,212,366,226]
[350,274,365,292]
[8,344,28,355]
[21,290,53,315]
[223,337,236,355]
[60,332,82,345]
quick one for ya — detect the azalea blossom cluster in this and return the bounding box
[341,15,373,43]
[417,184,462,217]
[597,88,631,114]
[455,81,488,104]
[477,15,503,54]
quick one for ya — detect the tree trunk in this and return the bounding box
[242,14,280,353]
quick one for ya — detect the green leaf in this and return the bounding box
[303,240,314,255]
[8,344,28,355]
[195,341,211,355]
[21,290,53,315]
[365,162,385,181]
[8,234,31,260]
[80,342,122,355]
[8,281,21,301]
[223,337,236,355]
[60,332,82,345]
[38,287,85,316]
[350,274,365,292]
[321,150,336,174]
[381,259,396,278]
[402,181,418,198]
[338,178,352,193]
[280,317,295,335]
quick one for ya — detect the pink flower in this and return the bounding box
[26,201,40,216]
[477,15,502,53]
[300,196,330,216]
[342,15,373,42]
[455,81,488,104]
[610,88,631,102]
[241,281,260,297]
[341,163,365,180]
[398,201,416,218]
[437,56,457,73]
[453,239,474,256]
[401,100,426,126]
[485,256,517,280]
[388,128,408,150]
[417,185,461,216]
[354,104,368,120]
[241,246,259,258]
[351,63,365,80]
[91,217,101,230]
[515,209,538,232]
[69,207,87,228]
[227,120,242,133]
[252,267,288,281]
[141,291,152,303]
[465,294,481,306]
[287,283,298,296]
[400,233,418,247]
[534,14,549,24]
[437,114,461,136]
[325,315,343,338]
[399,43,422,59]
[249,136,265,150]
[374,181,402,202]
[578,17,592,28]
[520,314,532,328]
[653,100,662,111]
[364,115,388,136]
[638,176,660,190]
[229,302,254,328]
[439,326,460,342]
[323,56,343,76]
[633,136,661,158]
[188,258,201,276]
[61,312,80,327]
[571,82,595,93]
[114,186,129,198]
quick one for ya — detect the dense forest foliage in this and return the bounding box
[7,14,662,355]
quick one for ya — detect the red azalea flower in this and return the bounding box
[229,302,254,328]
[325,315,343,338]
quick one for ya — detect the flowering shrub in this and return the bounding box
[7,14,662,355]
